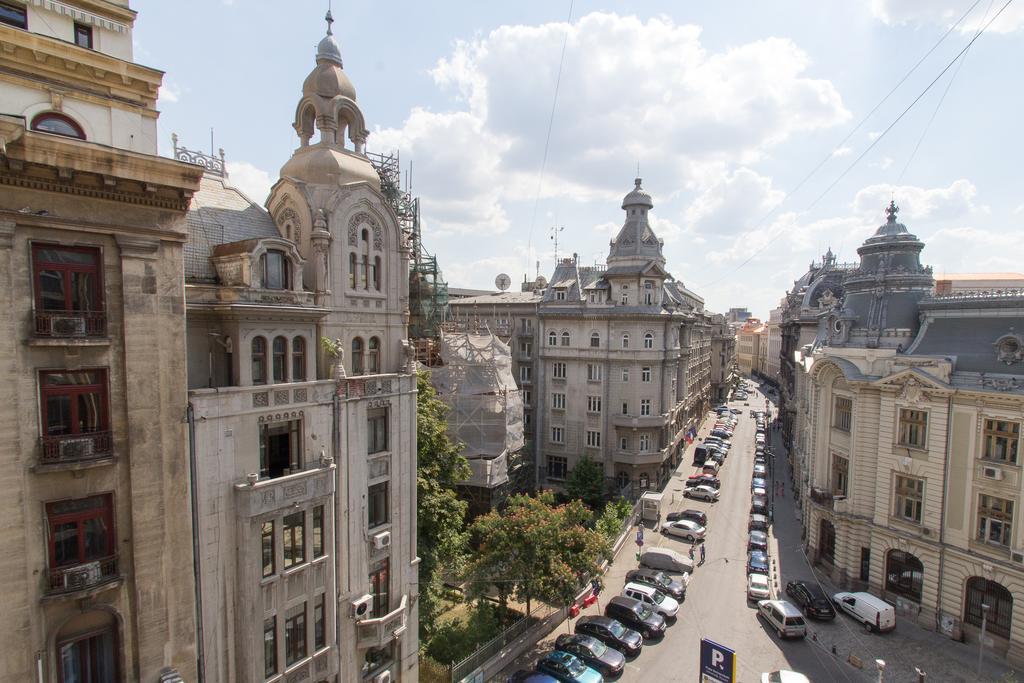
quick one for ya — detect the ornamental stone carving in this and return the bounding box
[347,211,383,249]
[994,333,1023,365]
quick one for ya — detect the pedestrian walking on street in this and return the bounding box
[699,543,706,566]
[689,542,696,560]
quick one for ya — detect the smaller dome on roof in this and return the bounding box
[303,62,356,100]
[873,200,909,237]
[316,10,343,67]
[622,177,653,210]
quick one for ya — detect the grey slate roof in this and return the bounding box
[909,310,1024,375]
[450,291,541,306]
[185,175,280,282]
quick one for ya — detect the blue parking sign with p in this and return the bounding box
[699,638,736,683]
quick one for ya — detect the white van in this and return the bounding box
[639,547,695,574]
[623,582,680,619]
[833,591,896,633]
[757,599,807,639]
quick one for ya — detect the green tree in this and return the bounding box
[565,456,607,510]
[416,371,471,638]
[594,497,633,553]
[467,491,608,615]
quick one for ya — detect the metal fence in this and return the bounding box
[448,606,549,682]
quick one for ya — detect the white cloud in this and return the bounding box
[832,146,853,157]
[225,161,273,205]
[373,11,849,237]
[159,82,181,104]
[867,0,1024,33]
[685,168,785,237]
[852,179,980,221]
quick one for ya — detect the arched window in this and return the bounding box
[349,253,357,288]
[965,577,1013,639]
[373,256,382,290]
[252,337,267,385]
[292,336,306,381]
[361,229,370,289]
[30,112,85,139]
[622,333,630,349]
[548,331,557,347]
[818,519,836,564]
[351,337,364,375]
[368,337,381,374]
[885,550,923,602]
[590,332,600,348]
[272,336,287,382]
[561,331,570,347]
[644,332,654,349]
[262,250,289,290]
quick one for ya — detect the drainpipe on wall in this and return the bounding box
[186,403,206,683]
[332,390,343,652]
[936,392,954,632]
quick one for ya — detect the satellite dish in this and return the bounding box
[495,273,511,291]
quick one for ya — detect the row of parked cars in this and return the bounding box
[747,412,772,602]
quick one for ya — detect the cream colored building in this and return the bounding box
[797,204,1024,665]
[765,306,782,384]
[736,318,762,377]
[182,13,418,683]
[0,1,200,680]
[710,313,738,403]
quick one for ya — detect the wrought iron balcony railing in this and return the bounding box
[47,554,119,596]
[34,310,107,338]
[38,431,113,466]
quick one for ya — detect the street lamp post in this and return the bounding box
[875,659,886,683]
[977,603,990,678]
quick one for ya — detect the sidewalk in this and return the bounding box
[767,408,1019,683]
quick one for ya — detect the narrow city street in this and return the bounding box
[498,381,1019,682]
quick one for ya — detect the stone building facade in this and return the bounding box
[0,1,201,680]
[182,14,418,683]
[794,204,1024,665]
[709,313,738,403]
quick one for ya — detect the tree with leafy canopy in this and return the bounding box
[565,455,607,510]
[466,491,608,616]
[416,371,471,639]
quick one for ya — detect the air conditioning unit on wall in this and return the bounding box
[982,466,1004,481]
[373,672,392,683]
[52,315,86,336]
[373,531,392,549]
[351,594,373,619]
[1011,550,1024,566]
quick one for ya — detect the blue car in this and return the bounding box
[535,651,604,683]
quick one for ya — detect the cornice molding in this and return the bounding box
[115,234,159,260]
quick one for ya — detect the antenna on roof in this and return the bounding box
[550,225,564,261]
[210,127,214,156]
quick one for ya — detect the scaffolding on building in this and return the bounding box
[366,150,450,339]
[428,330,527,516]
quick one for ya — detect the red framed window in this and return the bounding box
[370,558,390,617]
[47,494,114,569]
[40,370,108,437]
[73,22,93,49]
[30,112,86,140]
[292,336,306,381]
[33,244,103,313]
[272,336,287,383]
[58,625,117,683]
[252,337,267,385]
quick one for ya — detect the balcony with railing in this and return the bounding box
[809,487,834,508]
[44,554,121,600]
[611,413,668,429]
[612,446,669,467]
[31,309,108,344]
[36,431,114,471]
[356,594,409,649]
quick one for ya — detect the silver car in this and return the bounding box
[662,519,706,542]
[684,484,719,502]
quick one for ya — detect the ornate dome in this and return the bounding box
[302,61,356,101]
[621,177,653,209]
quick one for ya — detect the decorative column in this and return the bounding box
[311,208,332,301]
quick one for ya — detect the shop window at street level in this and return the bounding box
[965,578,1013,639]
[885,549,923,602]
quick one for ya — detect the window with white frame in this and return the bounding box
[552,392,566,410]
[894,475,924,524]
[547,455,568,479]
[586,430,601,448]
[833,396,852,432]
[639,434,651,451]
[552,362,567,379]
[548,331,557,346]
[561,331,570,347]
[640,399,651,416]
[622,368,629,382]
[551,426,564,443]
[555,289,566,301]
[898,409,928,449]
[977,494,1014,547]
[983,419,1020,464]
[587,364,602,381]
[642,367,651,383]
[622,333,630,348]
[587,395,602,413]
[643,332,654,349]
[520,341,532,358]
[520,366,532,383]
[523,389,532,406]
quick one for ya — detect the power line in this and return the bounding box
[697,0,1011,289]
[525,0,575,279]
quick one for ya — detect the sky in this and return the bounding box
[135,0,1024,319]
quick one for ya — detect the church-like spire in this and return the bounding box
[325,8,334,36]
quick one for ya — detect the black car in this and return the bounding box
[605,596,667,639]
[554,633,626,677]
[665,509,708,527]
[575,616,643,657]
[684,475,721,490]
[747,550,769,575]
[507,671,559,683]
[785,580,837,620]
[624,567,686,600]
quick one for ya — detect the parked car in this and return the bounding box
[624,568,686,601]
[751,486,767,499]
[554,634,626,678]
[751,477,767,492]
[748,513,769,533]
[622,582,680,619]
[747,530,768,552]
[784,581,836,620]
[575,616,642,658]
[752,464,768,478]
[701,462,720,476]
[833,591,896,633]
[639,547,694,574]
[604,596,667,639]
[535,651,603,683]
[751,494,768,514]
[747,573,771,601]
[760,672,810,683]
[731,408,742,414]
[747,550,769,576]
[666,509,707,527]
[508,671,560,683]
[710,430,732,439]
[663,520,705,542]
[685,484,719,502]
[754,456,767,468]
[756,600,807,639]
[684,475,720,490]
